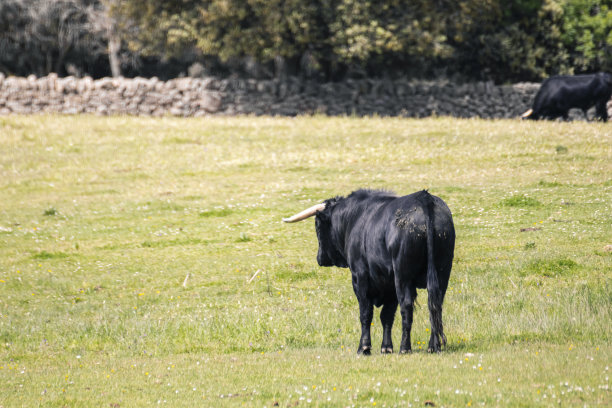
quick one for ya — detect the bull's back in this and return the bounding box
[430,196,455,275]
[345,191,454,283]
[386,192,455,288]
[385,193,455,279]
[431,195,455,242]
[389,193,454,238]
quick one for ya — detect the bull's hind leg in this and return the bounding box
[396,284,417,354]
[380,299,397,354]
[596,101,608,122]
[427,276,448,353]
[427,303,446,353]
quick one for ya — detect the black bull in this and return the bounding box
[522,72,612,121]
[283,189,455,354]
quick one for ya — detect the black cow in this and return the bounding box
[521,72,612,122]
[283,189,455,354]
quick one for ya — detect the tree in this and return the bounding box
[561,0,612,73]
[0,0,29,75]
[0,0,116,77]
[449,0,569,82]
[1,0,608,81]
[330,0,457,75]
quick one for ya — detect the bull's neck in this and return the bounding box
[331,198,373,254]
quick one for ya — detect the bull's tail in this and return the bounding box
[422,190,446,350]
[521,108,533,119]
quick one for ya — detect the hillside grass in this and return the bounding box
[0,115,610,407]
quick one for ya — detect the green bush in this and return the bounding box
[1,0,609,80]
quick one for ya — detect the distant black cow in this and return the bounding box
[283,189,455,354]
[521,72,612,121]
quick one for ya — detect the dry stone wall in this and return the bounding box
[0,73,609,119]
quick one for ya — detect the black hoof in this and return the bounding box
[399,348,412,355]
[358,346,372,355]
[381,347,393,354]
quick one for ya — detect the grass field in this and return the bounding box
[0,115,610,407]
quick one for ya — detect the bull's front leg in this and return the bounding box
[562,111,570,121]
[357,296,373,355]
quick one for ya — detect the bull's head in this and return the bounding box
[283,200,348,268]
[520,108,534,119]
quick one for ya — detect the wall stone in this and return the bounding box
[0,74,610,120]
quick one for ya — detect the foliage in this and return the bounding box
[112,0,339,77]
[329,0,457,76]
[107,0,196,58]
[449,0,569,81]
[0,0,109,76]
[0,0,610,81]
[561,0,612,72]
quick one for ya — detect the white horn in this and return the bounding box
[521,108,533,118]
[282,203,326,223]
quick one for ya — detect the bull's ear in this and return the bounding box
[315,207,331,221]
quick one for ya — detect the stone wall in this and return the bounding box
[0,73,609,119]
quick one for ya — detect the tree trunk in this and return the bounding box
[55,45,72,75]
[274,55,287,81]
[108,31,121,77]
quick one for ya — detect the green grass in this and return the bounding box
[499,195,542,208]
[0,115,610,407]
